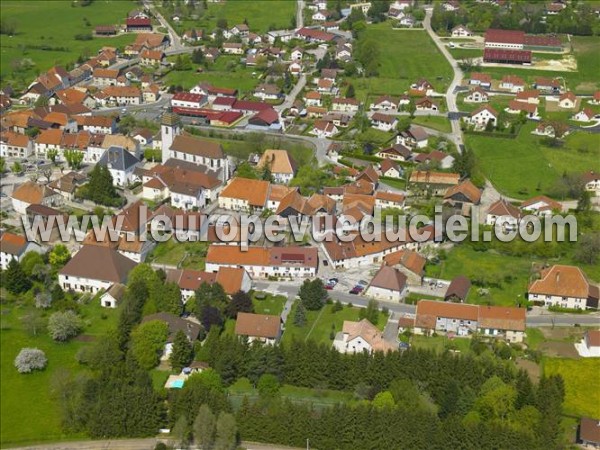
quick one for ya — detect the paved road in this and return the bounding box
[144,0,184,53]
[296,0,305,29]
[276,74,306,113]
[423,8,464,150]
[12,439,306,450]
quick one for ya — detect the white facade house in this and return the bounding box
[99,283,125,308]
[452,25,472,37]
[575,330,600,358]
[467,105,497,128]
[0,233,43,270]
[97,146,140,187]
[332,319,395,354]
[528,265,597,310]
[0,133,33,158]
[365,265,408,302]
[485,199,521,231]
[371,113,398,131]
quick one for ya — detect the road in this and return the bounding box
[423,8,464,149]
[275,74,306,113]
[296,0,305,29]
[12,439,306,450]
[144,0,184,53]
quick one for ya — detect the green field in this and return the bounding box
[0,301,120,446]
[466,123,600,199]
[350,23,453,101]
[0,1,137,90]
[544,358,600,418]
[411,115,453,133]
[410,335,471,353]
[164,56,262,94]
[161,0,296,35]
[148,240,208,269]
[252,293,287,316]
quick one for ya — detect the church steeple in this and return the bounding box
[160,112,181,163]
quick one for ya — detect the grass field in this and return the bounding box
[350,23,453,101]
[161,0,296,35]
[466,122,600,199]
[411,115,453,133]
[410,335,471,353]
[0,301,120,446]
[0,1,137,90]
[148,240,208,269]
[544,358,600,418]
[252,293,286,316]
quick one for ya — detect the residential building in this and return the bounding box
[11,181,62,215]
[0,132,33,158]
[383,249,426,285]
[414,300,479,336]
[100,283,125,308]
[500,75,525,92]
[331,97,360,113]
[396,125,429,149]
[578,417,600,448]
[377,144,412,162]
[467,105,497,128]
[235,312,282,345]
[371,113,398,131]
[444,275,471,302]
[333,319,396,354]
[528,265,599,310]
[443,180,482,216]
[575,330,600,358]
[519,195,561,217]
[558,91,577,109]
[573,108,596,122]
[167,266,252,301]
[365,265,408,301]
[469,72,492,89]
[0,232,43,270]
[379,159,402,178]
[97,146,140,187]
[485,199,521,230]
[478,305,526,343]
[409,171,460,196]
[218,177,270,211]
[451,24,472,37]
[465,87,489,103]
[258,149,297,184]
[583,171,600,197]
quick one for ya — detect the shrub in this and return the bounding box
[48,310,83,342]
[14,348,47,373]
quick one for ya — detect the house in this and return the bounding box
[34,128,63,160]
[528,265,599,310]
[97,146,140,187]
[335,43,352,61]
[534,77,562,94]
[99,283,125,308]
[469,73,492,89]
[411,78,434,96]
[444,275,471,302]
[383,249,425,285]
[575,330,600,358]
[413,151,454,170]
[206,245,318,278]
[589,91,600,105]
[415,97,439,111]
[290,47,303,61]
[578,417,600,448]
[11,181,62,215]
[59,245,137,294]
[81,116,116,134]
[304,91,322,107]
[558,91,577,109]
[316,78,334,94]
[478,305,526,343]
[167,266,252,301]
[92,68,121,87]
[0,132,33,158]
[409,171,460,196]
[507,100,539,118]
[235,313,282,345]
[500,75,525,93]
[99,86,141,107]
[258,149,297,184]
[377,144,412,162]
[248,108,281,130]
[451,25,472,37]
[332,319,396,354]
[572,108,596,122]
[379,159,402,178]
[311,120,338,138]
[396,125,429,149]
[48,172,87,201]
[132,128,154,147]
[0,232,43,270]
[218,177,270,211]
[371,113,398,131]
[365,265,408,301]
[520,195,561,217]
[331,97,360,114]
[582,171,600,197]
[140,50,165,66]
[182,29,202,42]
[254,84,282,101]
[443,180,482,216]
[465,87,489,103]
[288,61,303,75]
[515,89,540,104]
[171,92,208,109]
[142,312,201,351]
[414,300,479,336]
[370,95,399,111]
[222,42,244,55]
[485,199,521,230]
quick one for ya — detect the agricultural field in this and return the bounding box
[0,1,137,91]
[0,302,120,446]
[466,122,600,199]
[350,23,453,102]
[160,0,296,35]
[544,358,600,418]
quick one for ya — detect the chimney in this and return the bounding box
[556,271,560,284]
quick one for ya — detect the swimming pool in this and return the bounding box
[169,379,185,389]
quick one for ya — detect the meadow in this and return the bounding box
[0,301,120,446]
[350,23,453,102]
[0,1,137,90]
[466,122,600,199]
[544,358,600,418]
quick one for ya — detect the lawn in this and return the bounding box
[148,240,208,269]
[543,358,600,418]
[282,302,387,346]
[252,293,287,316]
[409,335,471,354]
[0,301,120,446]
[466,122,600,199]
[525,328,545,351]
[349,23,453,102]
[0,1,137,91]
[161,0,296,35]
[411,115,453,133]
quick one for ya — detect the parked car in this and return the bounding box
[353,285,365,292]
[358,280,368,287]
[325,284,334,290]
[349,289,360,295]
[328,278,339,284]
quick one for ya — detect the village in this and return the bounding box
[1,1,600,449]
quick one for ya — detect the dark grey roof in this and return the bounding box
[98,146,140,171]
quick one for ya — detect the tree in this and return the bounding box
[359,299,379,325]
[11,161,22,174]
[235,161,258,179]
[14,348,47,373]
[131,320,169,370]
[293,301,306,326]
[0,157,5,173]
[225,291,253,318]
[345,83,355,98]
[64,149,84,169]
[47,148,59,165]
[79,164,121,206]
[170,330,194,372]
[20,251,45,277]
[257,373,280,399]
[396,116,411,134]
[298,278,328,311]
[5,259,31,293]
[575,232,600,265]
[171,414,190,448]
[22,309,46,336]
[372,390,395,409]
[194,404,216,449]
[48,310,83,341]
[214,412,237,450]
[192,48,205,64]
[576,189,592,213]
[453,146,476,178]
[49,244,71,268]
